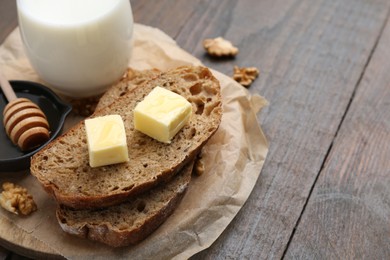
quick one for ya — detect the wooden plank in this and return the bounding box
[285,11,390,259]
[0,0,17,44]
[162,0,390,259]
[131,1,206,39]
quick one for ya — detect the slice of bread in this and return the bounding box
[56,161,193,247]
[95,68,161,111]
[31,66,222,209]
[58,68,194,247]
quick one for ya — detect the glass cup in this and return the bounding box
[16,0,133,98]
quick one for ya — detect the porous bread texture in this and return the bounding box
[95,68,161,111]
[57,162,192,247]
[30,66,222,209]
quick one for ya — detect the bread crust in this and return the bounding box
[56,162,192,247]
[30,66,222,209]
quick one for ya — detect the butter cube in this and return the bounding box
[134,86,192,143]
[85,115,129,168]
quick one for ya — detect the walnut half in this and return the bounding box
[0,182,37,215]
[203,37,239,57]
[233,66,260,87]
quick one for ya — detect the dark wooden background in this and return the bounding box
[1,0,389,259]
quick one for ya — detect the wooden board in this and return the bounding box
[284,10,390,259]
[0,217,59,259]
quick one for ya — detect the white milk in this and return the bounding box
[17,0,133,97]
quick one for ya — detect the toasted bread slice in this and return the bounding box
[56,161,193,247]
[57,68,194,247]
[31,66,222,209]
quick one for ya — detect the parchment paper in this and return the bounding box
[0,23,268,259]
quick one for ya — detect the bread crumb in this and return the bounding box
[0,182,37,215]
[233,66,259,87]
[193,156,205,176]
[203,37,238,57]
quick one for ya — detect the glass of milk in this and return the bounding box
[16,0,133,98]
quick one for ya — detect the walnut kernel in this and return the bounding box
[233,66,260,87]
[203,37,238,57]
[0,182,37,215]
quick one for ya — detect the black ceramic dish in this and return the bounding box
[0,80,72,172]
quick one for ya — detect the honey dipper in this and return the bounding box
[0,71,50,151]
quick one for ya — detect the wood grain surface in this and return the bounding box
[0,0,389,259]
[285,10,390,259]
[0,0,17,44]
[0,217,61,260]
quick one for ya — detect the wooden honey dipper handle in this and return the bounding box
[1,70,50,151]
[0,70,17,101]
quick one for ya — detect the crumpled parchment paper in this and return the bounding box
[0,23,268,259]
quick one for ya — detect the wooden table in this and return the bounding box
[1,0,389,259]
